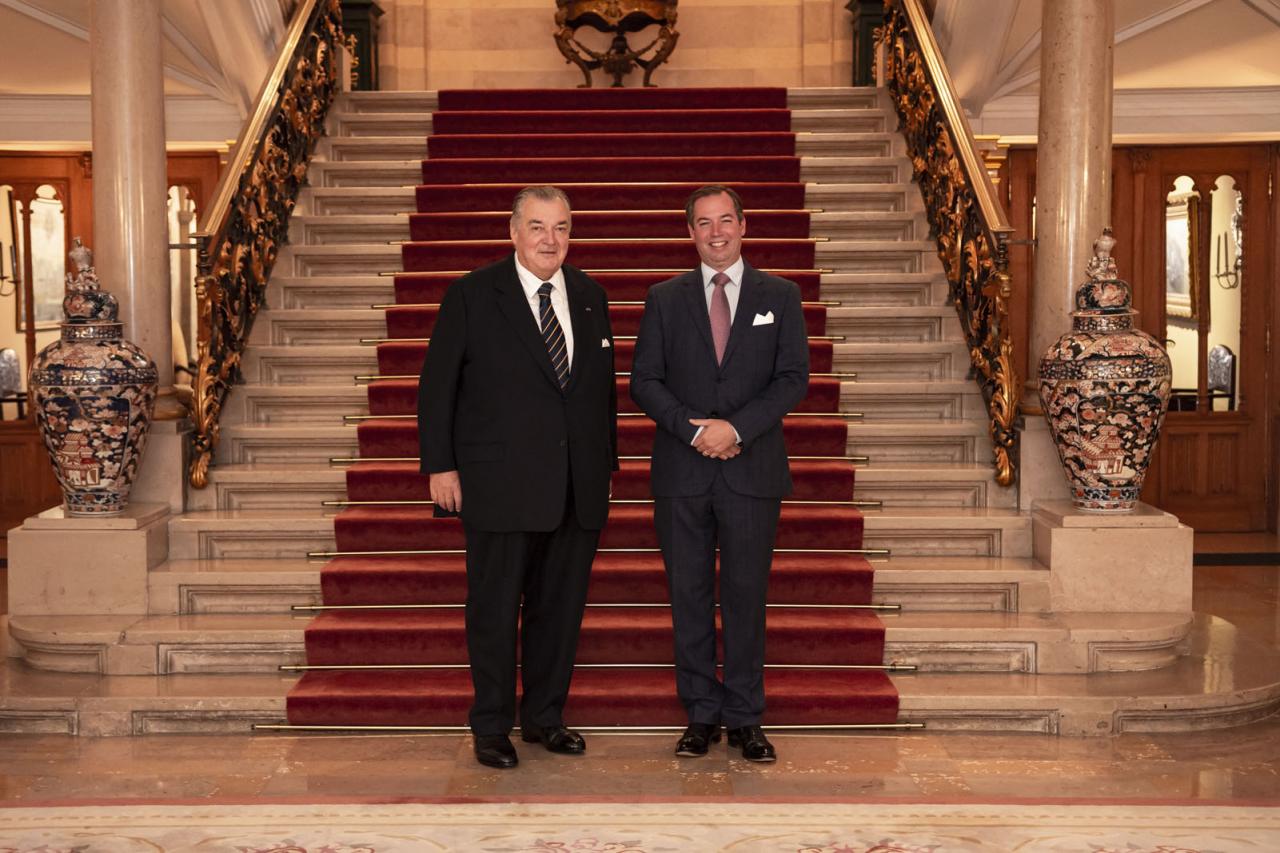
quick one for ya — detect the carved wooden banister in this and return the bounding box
[188,0,343,487]
[880,0,1020,486]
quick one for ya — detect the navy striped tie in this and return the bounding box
[537,282,569,389]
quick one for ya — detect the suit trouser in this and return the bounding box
[655,470,782,729]
[463,487,599,736]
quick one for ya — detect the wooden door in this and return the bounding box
[1115,145,1273,531]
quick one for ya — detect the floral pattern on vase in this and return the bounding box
[28,238,158,515]
[1038,229,1172,512]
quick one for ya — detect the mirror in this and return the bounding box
[1165,176,1200,321]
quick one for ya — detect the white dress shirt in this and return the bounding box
[692,258,746,447]
[514,256,574,368]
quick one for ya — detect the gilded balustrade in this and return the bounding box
[188,0,343,487]
[880,0,1020,486]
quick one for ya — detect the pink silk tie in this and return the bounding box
[710,272,731,364]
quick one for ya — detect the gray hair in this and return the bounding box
[511,185,572,226]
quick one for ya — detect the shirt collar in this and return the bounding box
[514,255,566,300]
[701,257,745,289]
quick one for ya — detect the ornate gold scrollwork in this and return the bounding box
[882,0,1021,486]
[554,0,679,87]
[188,0,343,487]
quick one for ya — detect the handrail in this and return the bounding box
[188,0,343,487]
[881,0,1020,486]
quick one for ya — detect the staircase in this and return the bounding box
[3,86,1209,737]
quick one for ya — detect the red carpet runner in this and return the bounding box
[287,87,900,728]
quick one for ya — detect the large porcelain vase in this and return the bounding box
[1038,231,1172,512]
[28,239,158,515]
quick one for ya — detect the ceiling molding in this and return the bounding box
[0,94,243,146]
[1241,0,1280,26]
[0,0,235,103]
[986,0,1219,103]
[160,15,238,105]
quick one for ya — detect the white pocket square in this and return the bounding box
[601,338,611,348]
[753,311,775,326]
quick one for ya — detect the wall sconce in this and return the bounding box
[1213,232,1241,290]
[0,241,17,298]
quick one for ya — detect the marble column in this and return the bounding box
[89,0,179,419]
[1019,0,1114,511]
[91,0,188,513]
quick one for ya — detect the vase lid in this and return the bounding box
[62,238,119,325]
[1073,229,1133,317]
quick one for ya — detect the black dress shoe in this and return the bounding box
[473,734,518,768]
[521,724,586,754]
[675,723,721,757]
[727,725,776,763]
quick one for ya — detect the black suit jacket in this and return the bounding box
[418,254,618,531]
[629,261,809,499]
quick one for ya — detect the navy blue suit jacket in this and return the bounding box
[629,261,810,499]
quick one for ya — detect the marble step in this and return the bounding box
[862,508,1031,558]
[275,244,402,277]
[334,91,440,113]
[287,210,927,246]
[143,554,1047,616]
[796,132,900,157]
[855,464,1015,509]
[845,420,989,464]
[167,510,336,561]
[833,341,971,381]
[240,345,378,384]
[791,108,889,133]
[266,276,395,310]
[215,425,357,466]
[826,306,963,342]
[188,466,347,512]
[799,156,908,184]
[841,380,984,421]
[816,240,938,275]
[5,610,1271,735]
[301,187,416,215]
[787,87,884,110]
[819,272,949,308]
[220,384,367,427]
[245,308,387,347]
[317,136,429,161]
[328,111,433,138]
[806,183,918,213]
[4,609,1190,676]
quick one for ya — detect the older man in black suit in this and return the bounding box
[418,186,617,769]
[630,185,810,762]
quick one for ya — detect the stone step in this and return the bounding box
[188,466,347,512]
[167,510,335,561]
[4,608,1190,676]
[246,308,386,347]
[791,108,888,133]
[816,240,938,275]
[215,425,357,466]
[307,159,421,188]
[291,214,410,245]
[872,556,1048,613]
[842,380,985,421]
[856,463,1015,509]
[834,341,970,381]
[301,187,416,215]
[286,211,927,247]
[318,136,429,161]
[148,558,323,616]
[845,420,989,464]
[331,87,886,114]
[787,87,884,110]
[796,132,900,157]
[862,508,1031,557]
[826,306,962,342]
[221,384,367,427]
[335,91,440,113]
[275,244,402,277]
[819,272,949,308]
[805,182,917,213]
[328,111,433,137]
[799,155,908,184]
[266,276,395,310]
[240,345,378,384]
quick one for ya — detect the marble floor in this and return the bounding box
[0,563,1277,806]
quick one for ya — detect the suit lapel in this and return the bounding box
[719,261,763,370]
[563,267,591,394]
[681,269,717,366]
[493,254,563,392]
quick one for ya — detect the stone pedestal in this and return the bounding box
[7,503,169,617]
[131,420,191,513]
[1018,415,1071,512]
[1033,500,1192,614]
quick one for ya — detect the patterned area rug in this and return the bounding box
[1,801,1277,852]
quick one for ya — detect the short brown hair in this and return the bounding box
[685,185,745,226]
[512,185,572,225]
